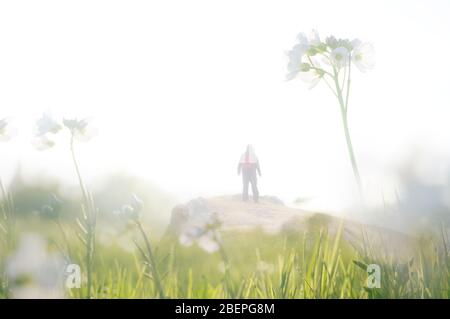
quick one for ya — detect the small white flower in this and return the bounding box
[287,30,323,81]
[63,118,97,142]
[196,232,220,253]
[33,113,61,150]
[131,194,144,212]
[175,199,222,254]
[286,43,308,81]
[330,47,350,68]
[0,118,17,142]
[352,42,375,72]
[326,36,339,49]
[296,32,309,47]
[115,204,139,221]
[179,213,221,253]
[35,113,61,136]
[351,38,362,50]
[308,29,321,46]
[297,30,320,47]
[115,194,144,221]
[32,135,55,151]
[179,226,220,253]
[298,61,324,89]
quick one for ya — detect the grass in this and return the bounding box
[1,215,448,299]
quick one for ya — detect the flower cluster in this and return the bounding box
[40,193,63,219]
[0,118,17,142]
[114,194,144,222]
[286,30,375,88]
[33,113,96,150]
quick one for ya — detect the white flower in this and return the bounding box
[326,36,339,49]
[330,47,350,68]
[286,43,308,81]
[115,194,144,221]
[40,194,63,219]
[297,29,320,47]
[131,194,144,212]
[351,38,362,50]
[33,113,61,150]
[352,42,375,72]
[6,233,66,299]
[298,60,324,89]
[287,30,324,81]
[35,113,61,136]
[63,118,97,142]
[32,135,55,151]
[0,117,17,142]
[179,211,220,253]
[179,213,221,253]
[179,226,220,253]
[115,204,138,221]
[308,29,321,46]
[175,199,222,253]
[299,68,323,89]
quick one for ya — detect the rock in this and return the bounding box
[168,195,308,234]
[166,194,415,259]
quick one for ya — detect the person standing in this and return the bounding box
[237,145,261,202]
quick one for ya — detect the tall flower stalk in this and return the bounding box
[287,31,375,199]
[33,114,98,298]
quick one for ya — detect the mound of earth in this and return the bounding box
[168,195,414,258]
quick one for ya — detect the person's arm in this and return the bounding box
[256,161,261,177]
[237,162,242,175]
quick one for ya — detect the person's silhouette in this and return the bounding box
[237,145,261,202]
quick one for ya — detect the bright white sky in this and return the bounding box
[1,0,450,214]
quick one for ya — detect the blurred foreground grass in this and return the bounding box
[1,215,448,299]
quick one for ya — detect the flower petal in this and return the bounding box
[352,42,375,72]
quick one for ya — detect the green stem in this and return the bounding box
[332,67,363,199]
[136,220,165,299]
[70,135,89,206]
[307,55,337,96]
[70,134,95,299]
[345,57,352,116]
[55,217,73,261]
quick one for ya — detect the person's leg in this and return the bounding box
[242,175,249,201]
[251,177,259,203]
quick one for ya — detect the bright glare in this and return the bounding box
[1,0,450,215]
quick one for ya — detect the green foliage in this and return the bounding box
[3,216,448,299]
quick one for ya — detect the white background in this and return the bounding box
[1,0,450,215]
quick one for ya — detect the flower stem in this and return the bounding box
[136,220,166,299]
[55,217,73,261]
[70,136,88,205]
[332,67,364,199]
[70,135,96,299]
